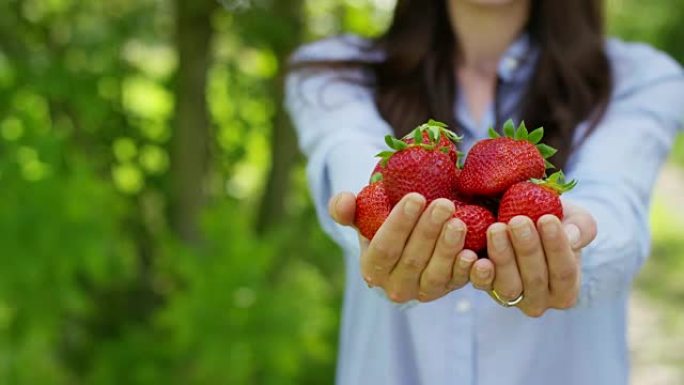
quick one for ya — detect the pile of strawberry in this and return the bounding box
[354,119,576,256]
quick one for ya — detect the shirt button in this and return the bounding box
[455,299,471,313]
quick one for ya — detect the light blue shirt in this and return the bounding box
[286,34,684,385]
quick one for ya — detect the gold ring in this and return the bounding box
[490,289,524,308]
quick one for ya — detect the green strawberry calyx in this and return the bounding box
[489,119,558,169]
[370,172,383,184]
[376,119,462,167]
[530,171,578,195]
[411,119,463,145]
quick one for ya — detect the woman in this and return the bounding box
[286,1,684,384]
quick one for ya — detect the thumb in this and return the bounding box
[328,192,357,227]
[561,200,597,250]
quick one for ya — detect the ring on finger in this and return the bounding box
[490,289,524,308]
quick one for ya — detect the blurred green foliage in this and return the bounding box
[0,0,681,384]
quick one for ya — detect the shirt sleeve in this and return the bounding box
[285,64,391,253]
[564,47,684,307]
[286,49,424,307]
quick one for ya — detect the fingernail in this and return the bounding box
[404,196,423,217]
[431,203,453,225]
[459,253,476,268]
[445,221,465,246]
[491,229,508,252]
[564,224,581,248]
[329,195,340,221]
[476,266,490,279]
[541,216,558,237]
[333,194,342,211]
[511,218,532,240]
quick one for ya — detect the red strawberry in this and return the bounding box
[498,171,577,224]
[379,120,461,205]
[354,181,392,240]
[452,204,496,253]
[457,120,556,197]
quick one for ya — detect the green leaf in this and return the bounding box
[375,150,394,159]
[427,119,448,128]
[537,143,558,158]
[384,135,395,149]
[544,159,556,169]
[503,119,515,138]
[413,128,423,144]
[488,127,500,138]
[444,130,462,142]
[370,172,383,184]
[394,139,408,150]
[514,123,528,140]
[548,171,562,183]
[541,171,577,194]
[528,127,544,144]
[429,126,440,142]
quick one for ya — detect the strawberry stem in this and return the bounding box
[531,171,577,194]
[378,119,463,165]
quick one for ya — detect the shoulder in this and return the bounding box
[605,38,684,96]
[286,35,379,108]
[289,34,381,64]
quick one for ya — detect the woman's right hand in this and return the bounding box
[329,192,479,303]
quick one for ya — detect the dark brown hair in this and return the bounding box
[293,0,612,168]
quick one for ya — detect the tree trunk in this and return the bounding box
[171,0,216,243]
[255,0,305,234]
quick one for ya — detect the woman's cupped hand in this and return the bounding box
[329,192,597,317]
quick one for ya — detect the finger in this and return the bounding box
[388,198,455,302]
[470,258,494,291]
[449,249,478,290]
[487,223,523,302]
[538,215,579,308]
[419,218,466,302]
[508,216,549,317]
[561,200,597,250]
[329,192,357,226]
[362,193,426,288]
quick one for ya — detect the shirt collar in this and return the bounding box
[497,32,538,84]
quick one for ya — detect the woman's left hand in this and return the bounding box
[469,201,597,317]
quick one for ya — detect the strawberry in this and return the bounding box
[354,180,392,240]
[498,171,577,224]
[456,120,557,197]
[452,204,496,253]
[378,120,461,205]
